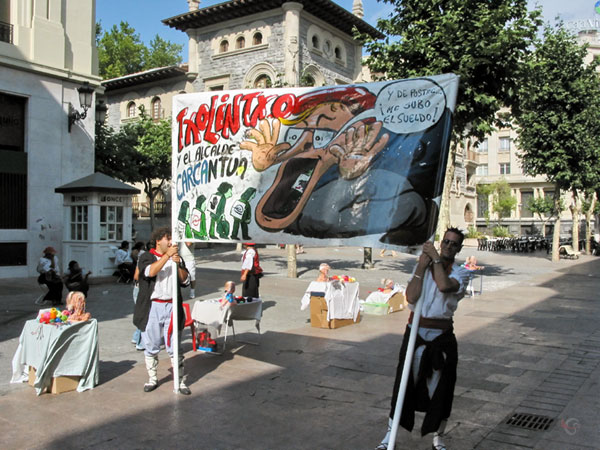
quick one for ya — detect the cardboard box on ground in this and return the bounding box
[309,295,360,329]
[28,366,80,394]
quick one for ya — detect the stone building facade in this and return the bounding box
[0,0,99,278]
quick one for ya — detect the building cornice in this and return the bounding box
[162,0,384,40]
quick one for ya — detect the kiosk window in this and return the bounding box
[100,206,123,241]
[70,205,88,240]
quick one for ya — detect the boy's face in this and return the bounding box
[156,235,172,254]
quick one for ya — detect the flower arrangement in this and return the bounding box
[39,307,71,324]
[330,275,356,283]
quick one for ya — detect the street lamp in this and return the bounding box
[95,100,108,124]
[68,81,95,132]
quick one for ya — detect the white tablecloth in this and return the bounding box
[325,280,360,321]
[11,319,99,395]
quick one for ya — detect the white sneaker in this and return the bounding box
[189,289,195,299]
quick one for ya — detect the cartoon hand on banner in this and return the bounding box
[328,121,389,180]
[240,119,292,171]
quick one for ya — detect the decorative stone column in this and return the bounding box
[282,2,303,87]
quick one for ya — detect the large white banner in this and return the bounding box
[172,74,459,250]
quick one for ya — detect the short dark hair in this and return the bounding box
[151,227,171,245]
[445,227,465,245]
[120,240,129,249]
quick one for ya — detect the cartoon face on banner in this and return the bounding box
[173,74,459,250]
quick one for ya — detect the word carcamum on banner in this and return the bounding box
[172,74,459,250]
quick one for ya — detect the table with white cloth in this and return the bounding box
[11,319,99,395]
[305,280,360,322]
[191,298,262,351]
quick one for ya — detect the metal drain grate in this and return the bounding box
[506,413,554,431]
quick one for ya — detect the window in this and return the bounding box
[253,74,272,89]
[499,163,510,175]
[100,206,123,241]
[520,191,533,218]
[311,35,319,49]
[499,137,511,152]
[544,190,555,200]
[477,193,489,218]
[477,138,488,153]
[476,164,488,176]
[151,97,161,120]
[334,46,342,59]
[0,243,26,266]
[236,36,245,49]
[0,92,27,229]
[70,205,88,240]
[253,32,262,45]
[219,40,229,53]
[127,101,136,118]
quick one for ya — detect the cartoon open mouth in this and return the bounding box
[255,154,336,231]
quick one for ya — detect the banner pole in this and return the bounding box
[388,296,422,450]
[171,256,179,393]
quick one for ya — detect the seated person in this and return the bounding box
[115,240,135,282]
[63,260,91,296]
[219,281,237,309]
[463,255,484,270]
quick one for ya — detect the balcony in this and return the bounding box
[0,21,13,44]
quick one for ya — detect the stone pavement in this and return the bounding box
[0,245,599,449]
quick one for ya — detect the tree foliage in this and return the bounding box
[95,109,172,229]
[514,25,600,194]
[97,21,183,79]
[360,0,542,142]
[513,24,600,258]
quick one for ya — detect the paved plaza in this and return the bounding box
[1,245,599,449]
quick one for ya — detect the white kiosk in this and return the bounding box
[55,173,140,277]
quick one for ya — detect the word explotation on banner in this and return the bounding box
[172,74,459,251]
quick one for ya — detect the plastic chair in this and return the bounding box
[34,283,49,305]
[182,303,197,352]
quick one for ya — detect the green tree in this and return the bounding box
[97,22,182,79]
[528,195,561,238]
[95,108,172,230]
[513,25,600,260]
[359,0,542,234]
[492,179,517,220]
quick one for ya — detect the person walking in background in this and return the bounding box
[240,243,262,299]
[179,241,197,298]
[376,228,470,450]
[133,228,191,394]
[36,246,63,306]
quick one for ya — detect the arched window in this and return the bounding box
[127,101,136,118]
[335,46,342,59]
[151,97,161,120]
[253,74,272,89]
[253,32,263,45]
[219,40,229,53]
[464,204,474,223]
[236,36,245,49]
[311,35,319,49]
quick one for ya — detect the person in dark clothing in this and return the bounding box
[36,246,63,306]
[376,228,470,450]
[63,260,90,297]
[240,242,262,299]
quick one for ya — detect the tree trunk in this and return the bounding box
[287,244,297,278]
[435,149,456,240]
[585,194,596,254]
[362,247,374,269]
[570,191,580,252]
[551,186,561,262]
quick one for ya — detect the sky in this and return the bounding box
[96,0,600,59]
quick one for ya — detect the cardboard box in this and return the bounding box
[28,366,80,394]
[388,292,407,313]
[309,296,360,329]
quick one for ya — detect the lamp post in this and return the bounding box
[68,81,95,132]
[95,100,108,124]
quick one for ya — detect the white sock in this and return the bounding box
[380,417,393,446]
[190,289,195,298]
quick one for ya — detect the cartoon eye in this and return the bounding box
[285,128,305,145]
[313,129,335,149]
